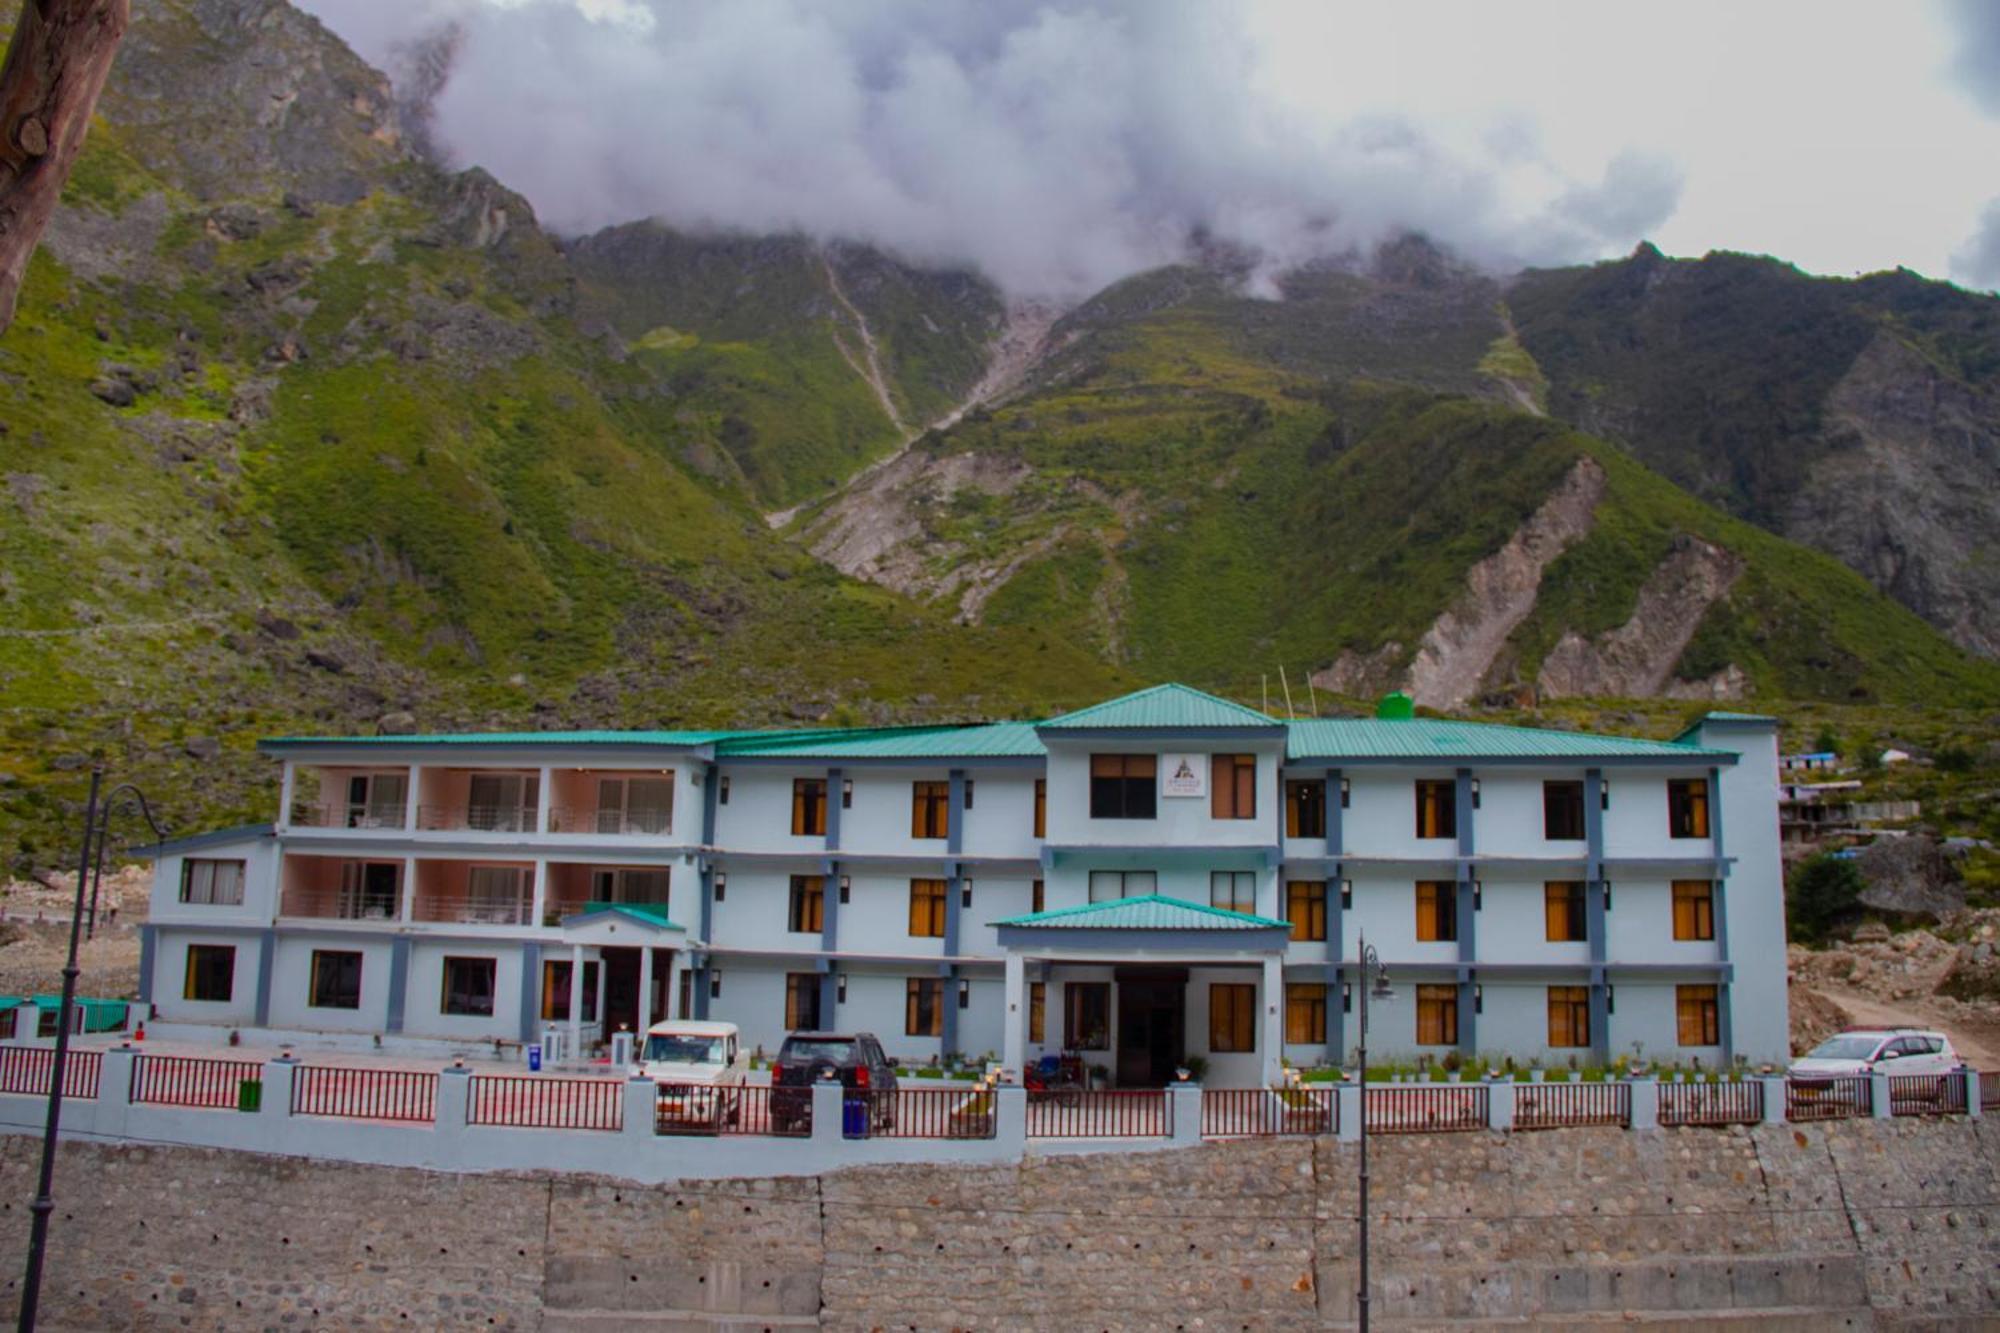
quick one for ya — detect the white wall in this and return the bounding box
[1343,768,1460,859]
[264,933,398,1034]
[1472,772,1583,858]
[1696,720,1788,1065]
[149,837,281,930]
[1602,878,1723,966]
[149,929,260,1026]
[1476,876,1591,967]
[1041,739,1284,849]
[713,767,829,854]
[1343,874,1458,967]
[1603,771,1715,860]
[957,771,1040,860]
[401,941,523,1043]
[831,870,944,959]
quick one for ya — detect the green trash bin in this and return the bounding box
[237,1079,262,1113]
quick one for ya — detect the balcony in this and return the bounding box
[548,770,675,838]
[290,801,408,831]
[412,860,534,928]
[279,855,403,922]
[414,804,540,834]
[547,806,674,837]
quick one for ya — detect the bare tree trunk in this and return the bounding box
[0,0,129,334]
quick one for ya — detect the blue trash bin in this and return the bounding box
[527,1044,542,1072]
[843,1096,869,1138]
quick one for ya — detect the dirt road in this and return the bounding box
[1800,983,2000,1069]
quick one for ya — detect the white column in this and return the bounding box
[536,765,554,833]
[404,764,423,831]
[278,763,296,831]
[1260,954,1285,1087]
[637,945,655,1033]
[1002,953,1026,1077]
[594,955,609,1044]
[401,857,418,923]
[568,943,584,1062]
[530,860,549,930]
[666,950,686,1022]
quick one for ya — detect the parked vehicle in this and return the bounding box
[1788,1028,1960,1080]
[638,1019,747,1128]
[769,1032,898,1133]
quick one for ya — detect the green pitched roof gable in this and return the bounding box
[1283,716,1733,762]
[564,902,686,931]
[716,721,1047,760]
[1038,683,1278,732]
[993,894,1290,931]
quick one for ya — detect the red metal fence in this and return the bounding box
[1982,1071,1999,1108]
[469,1074,622,1131]
[1889,1073,1968,1117]
[653,1083,802,1137]
[290,1066,437,1123]
[1365,1083,1487,1134]
[1785,1076,1871,1121]
[130,1054,262,1110]
[864,1087,999,1139]
[1200,1087,1337,1137]
[1026,1090,1171,1138]
[1658,1079,1762,1127]
[1514,1080,1629,1130]
[0,1047,101,1100]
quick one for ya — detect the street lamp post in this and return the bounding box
[18,770,162,1332]
[1354,932,1392,1333]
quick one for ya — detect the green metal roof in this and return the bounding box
[1697,711,1779,723]
[1283,717,1731,761]
[565,902,686,931]
[715,721,1047,760]
[262,730,743,749]
[1038,683,1278,732]
[992,893,1290,930]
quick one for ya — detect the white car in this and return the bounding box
[637,1019,749,1127]
[1789,1028,1960,1080]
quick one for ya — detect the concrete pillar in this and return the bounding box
[1002,953,1026,1077]
[1758,1073,1787,1124]
[594,956,609,1046]
[535,765,554,833]
[437,1062,472,1128]
[568,943,584,1063]
[622,1074,657,1144]
[253,929,276,1028]
[1260,954,1284,1086]
[404,765,423,831]
[136,926,157,1008]
[400,856,418,923]
[637,946,655,1034]
[993,1082,1027,1156]
[1169,1081,1202,1146]
[278,762,296,831]
[810,1076,846,1146]
[260,1054,297,1121]
[97,1044,138,1139]
[385,935,411,1035]
[1628,1075,1658,1131]
[1335,1079,1362,1142]
[1965,1066,1982,1119]
[1870,1070,1892,1119]
[665,951,686,1022]
[530,860,549,930]
[1486,1076,1514,1132]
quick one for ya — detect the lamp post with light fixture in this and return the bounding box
[1354,932,1393,1333]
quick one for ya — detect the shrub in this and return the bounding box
[1788,854,1866,943]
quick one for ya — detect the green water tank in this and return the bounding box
[1376,691,1415,720]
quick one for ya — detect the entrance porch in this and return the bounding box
[549,903,689,1060]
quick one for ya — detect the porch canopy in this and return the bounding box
[557,902,689,1057]
[991,894,1292,1085]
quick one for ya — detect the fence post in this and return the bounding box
[1335,1079,1361,1142]
[96,1043,137,1138]
[1486,1075,1513,1132]
[1758,1073,1787,1125]
[1169,1082,1202,1147]
[260,1054,297,1120]
[438,1061,473,1126]
[1962,1066,1981,1120]
[810,1076,846,1148]
[622,1075,657,1143]
[1627,1075,1657,1131]
[1869,1070,1892,1120]
[993,1082,1027,1158]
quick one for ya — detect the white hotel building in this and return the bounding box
[138,686,1789,1085]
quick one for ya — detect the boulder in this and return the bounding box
[1854,837,1966,923]
[183,737,222,761]
[376,711,418,736]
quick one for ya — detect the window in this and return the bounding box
[908,878,946,937]
[1065,982,1110,1049]
[785,972,821,1030]
[1415,780,1457,838]
[336,862,401,921]
[905,977,943,1036]
[0,1010,12,1040]
[1543,780,1585,840]
[1285,780,1326,838]
[1210,870,1256,914]
[1028,982,1046,1043]
[1088,870,1156,902]
[1548,985,1591,1048]
[788,876,825,934]
[1285,983,1327,1044]
[179,859,245,906]
[342,772,407,828]
[1031,879,1045,913]
[441,956,496,1016]
[1033,779,1046,838]
[1544,881,1587,942]
[1416,984,1458,1046]
[1287,880,1327,942]
[183,945,234,1002]
[792,779,827,836]
[1668,779,1711,839]
[466,865,528,923]
[1673,880,1716,941]
[1089,754,1156,820]
[1676,984,1720,1046]
[1209,983,1255,1052]
[1415,881,1457,942]
[466,773,537,832]
[911,781,950,839]
[539,960,598,1022]
[595,775,672,835]
[308,950,363,1010]
[1211,754,1256,819]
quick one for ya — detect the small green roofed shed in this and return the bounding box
[993,894,1289,931]
[1037,683,1279,732]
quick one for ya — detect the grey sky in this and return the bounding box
[297,0,2000,298]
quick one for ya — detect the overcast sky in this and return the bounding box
[297,0,2000,299]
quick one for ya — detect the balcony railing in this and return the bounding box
[410,895,532,927]
[414,804,540,834]
[289,802,407,830]
[278,889,402,922]
[547,807,673,837]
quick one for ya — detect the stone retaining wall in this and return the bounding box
[0,1119,1993,1329]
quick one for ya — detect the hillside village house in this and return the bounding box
[137,686,1788,1086]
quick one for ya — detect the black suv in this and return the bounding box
[770,1032,899,1133]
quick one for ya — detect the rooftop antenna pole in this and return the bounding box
[1262,674,1269,715]
[1307,673,1320,719]
[1278,665,1295,719]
